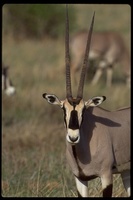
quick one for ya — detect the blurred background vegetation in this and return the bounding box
[2,4,130,197]
[2,4,130,41]
[2,4,76,39]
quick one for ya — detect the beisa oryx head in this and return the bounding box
[42,6,106,145]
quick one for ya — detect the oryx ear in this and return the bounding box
[85,96,106,108]
[42,93,63,107]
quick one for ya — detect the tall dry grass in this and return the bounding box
[2,4,130,197]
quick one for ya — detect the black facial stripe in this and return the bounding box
[69,110,79,130]
[81,107,86,124]
[62,106,67,128]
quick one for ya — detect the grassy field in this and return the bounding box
[2,4,130,197]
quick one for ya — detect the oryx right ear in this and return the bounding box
[85,96,106,108]
[42,93,63,107]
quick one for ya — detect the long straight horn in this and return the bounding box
[77,12,95,99]
[65,5,72,100]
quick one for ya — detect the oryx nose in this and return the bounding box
[69,136,79,143]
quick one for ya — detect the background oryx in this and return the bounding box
[2,64,16,96]
[70,30,130,87]
[42,6,130,197]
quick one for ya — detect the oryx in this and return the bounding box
[2,64,16,96]
[70,30,130,88]
[42,6,130,197]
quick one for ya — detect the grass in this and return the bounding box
[2,4,130,197]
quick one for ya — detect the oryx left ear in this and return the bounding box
[42,93,63,107]
[85,96,106,108]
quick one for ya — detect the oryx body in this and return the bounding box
[2,64,16,96]
[43,6,130,197]
[71,30,130,87]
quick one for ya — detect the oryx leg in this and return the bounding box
[75,177,88,197]
[91,68,103,85]
[101,171,113,197]
[91,58,108,85]
[121,170,130,197]
[106,66,113,87]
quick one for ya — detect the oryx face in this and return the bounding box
[62,98,85,144]
[43,93,105,145]
[43,94,85,144]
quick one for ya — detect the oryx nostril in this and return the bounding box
[69,136,78,142]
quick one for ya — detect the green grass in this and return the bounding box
[2,4,130,197]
